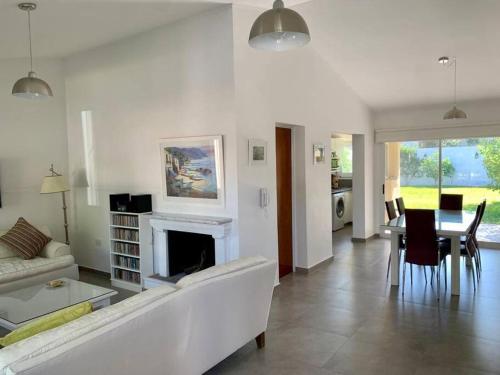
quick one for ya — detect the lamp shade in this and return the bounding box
[443,105,467,120]
[12,71,53,99]
[40,175,69,194]
[249,0,310,51]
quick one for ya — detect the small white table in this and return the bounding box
[381,210,476,296]
[0,278,117,330]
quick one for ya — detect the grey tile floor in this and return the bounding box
[206,225,500,374]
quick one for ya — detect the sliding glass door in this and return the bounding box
[385,137,500,242]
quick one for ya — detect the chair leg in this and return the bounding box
[410,264,413,286]
[423,266,428,284]
[471,257,477,293]
[386,253,391,280]
[474,253,481,280]
[436,265,440,301]
[430,267,434,286]
[402,261,406,296]
[444,258,448,290]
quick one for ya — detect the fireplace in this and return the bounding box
[168,230,215,277]
[146,212,233,288]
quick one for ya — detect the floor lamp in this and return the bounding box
[40,164,70,245]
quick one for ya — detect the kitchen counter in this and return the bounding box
[332,187,352,194]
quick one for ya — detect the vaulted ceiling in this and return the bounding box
[296,0,500,109]
[1,0,499,110]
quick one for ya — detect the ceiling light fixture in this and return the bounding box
[12,3,53,99]
[249,0,310,52]
[440,56,466,120]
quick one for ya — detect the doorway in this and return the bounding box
[276,127,293,277]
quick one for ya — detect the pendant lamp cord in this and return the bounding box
[453,57,457,106]
[27,8,33,72]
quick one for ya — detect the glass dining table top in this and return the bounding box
[0,278,116,325]
[381,209,476,235]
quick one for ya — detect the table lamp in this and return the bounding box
[40,164,70,244]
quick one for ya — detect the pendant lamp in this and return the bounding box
[440,56,466,120]
[249,0,310,51]
[12,3,53,99]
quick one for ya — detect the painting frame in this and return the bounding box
[248,139,268,166]
[159,135,225,207]
[313,143,326,165]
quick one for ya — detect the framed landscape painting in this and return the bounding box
[160,136,225,206]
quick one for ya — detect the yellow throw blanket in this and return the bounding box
[0,301,93,347]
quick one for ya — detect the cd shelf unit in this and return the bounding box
[109,211,153,292]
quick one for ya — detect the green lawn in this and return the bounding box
[400,186,500,224]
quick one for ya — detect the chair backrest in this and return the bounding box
[395,197,405,215]
[440,194,463,210]
[478,199,487,224]
[405,209,439,266]
[385,200,398,220]
[464,204,483,257]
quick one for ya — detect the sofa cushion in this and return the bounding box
[0,302,93,347]
[0,218,51,260]
[0,231,16,260]
[38,241,71,258]
[176,256,268,288]
[0,284,178,370]
[0,255,75,284]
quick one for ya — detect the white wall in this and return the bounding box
[64,6,237,272]
[0,58,69,241]
[232,4,375,270]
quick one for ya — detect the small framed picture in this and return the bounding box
[249,139,267,166]
[313,144,326,164]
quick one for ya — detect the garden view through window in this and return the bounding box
[386,137,500,242]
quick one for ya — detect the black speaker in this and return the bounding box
[109,194,130,212]
[129,194,152,213]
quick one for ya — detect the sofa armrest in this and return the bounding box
[39,241,71,258]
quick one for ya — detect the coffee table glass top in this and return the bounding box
[0,278,117,326]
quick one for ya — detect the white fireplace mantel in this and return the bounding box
[149,212,233,277]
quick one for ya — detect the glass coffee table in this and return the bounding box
[0,278,117,330]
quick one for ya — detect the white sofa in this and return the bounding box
[0,227,78,294]
[0,256,276,375]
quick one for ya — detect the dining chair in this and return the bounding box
[403,209,449,300]
[395,197,405,216]
[461,200,486,275]
[440,194,463,210]
[385,200,398,220]
[385,200,404,279]
[442,204,481,291]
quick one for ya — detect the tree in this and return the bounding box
[420,152,455,184]
[478,138,500,191]
[400,145,421,184]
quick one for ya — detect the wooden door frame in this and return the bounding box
[276,124,298,273]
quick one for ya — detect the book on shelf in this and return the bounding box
[113,242,140,256]
[114,255,140,270]
[113,268,141,284]
[113,228,139,242]
[112,214,139,227]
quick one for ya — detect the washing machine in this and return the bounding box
[332,192,345,231]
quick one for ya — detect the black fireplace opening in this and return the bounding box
[168,230,215,277]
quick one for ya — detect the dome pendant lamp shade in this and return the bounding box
[12,3,53,99]
[440,56,466,120]
[249,0,311,51]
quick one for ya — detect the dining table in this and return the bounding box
[381,209,476,296]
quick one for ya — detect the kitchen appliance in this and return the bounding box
[331,152,340,172]
[332,192,345,231]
